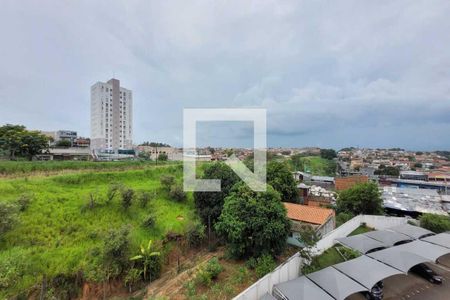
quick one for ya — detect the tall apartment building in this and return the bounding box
[90,78,133,150]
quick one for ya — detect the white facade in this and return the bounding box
[90,78,133,150]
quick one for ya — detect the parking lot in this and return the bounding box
[347,254,450,300]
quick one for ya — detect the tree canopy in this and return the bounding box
[194,162,241,225]
[0,124,50,160]
[320,148,337,160]
[267,161,299,203]
[336,182,383,215]
[215,182,290,258]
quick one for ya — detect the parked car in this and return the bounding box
[363,281,384,300]
[410,263,443,284]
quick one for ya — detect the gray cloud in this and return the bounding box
[1,0,450,150]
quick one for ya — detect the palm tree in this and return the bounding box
[130,239,161,282]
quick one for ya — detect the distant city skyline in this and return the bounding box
[1,1,450,150]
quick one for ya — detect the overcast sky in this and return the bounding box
[1,1,450,150]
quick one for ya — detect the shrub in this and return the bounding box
[121,188,134,210]
[158,153,168,161]
[142,214,156,229]
[169,185,187,202]
[196,257,223,286]
[420,213,450,233]
[336,212,354,227]
[106,183,122,204]
[17,194,32,211]
[103,226,130,275]
[246,254,277,278]
[0,202,17,236]
[186,222,206,248]
[160,175,175,190]
[139,191,152,208]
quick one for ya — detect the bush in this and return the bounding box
[0,202,17,236]
[169,185,187,202]
[142,214,156,229]
[106,183,122,204]
[158,153,168,161]
[17,194,32,211]
[420,213,450,233]
[336,212,354,227]
[186,222,206,248]
[139,191,152,208]
[103,226,130,275]
[247,254,276,278]
[160,175,175,190]
[121,188,134,210]
[196,257,223,286]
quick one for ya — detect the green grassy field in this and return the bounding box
[0,160,177,176]
[297,156,336,176]
[0,164,196,298]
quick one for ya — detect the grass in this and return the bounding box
[0,164,196,298]
[290,156,336,176]
[0,160,178,176]
[349,225,374,236]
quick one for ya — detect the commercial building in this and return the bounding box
[90,78,133,151]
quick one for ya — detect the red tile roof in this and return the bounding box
[283,202,334,225]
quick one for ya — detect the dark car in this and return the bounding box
[410,263,443,284]
[363,281,384,300]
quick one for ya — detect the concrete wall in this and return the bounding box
[233,215,408,300]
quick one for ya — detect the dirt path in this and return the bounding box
[144,249,222,299]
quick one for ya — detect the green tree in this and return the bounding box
[130,240,161,282]
[0,124,26,159]
[420,214,450,233]
[320,149,337,160]
[374,165,400,176]
[267,161,299,203]
[19,130,50,160]
[215,183,290,258]
[336,182,383,215]
[290,153,306,171]
[55,139,72,148]
[194,162,241,225]
[158,152,168,161]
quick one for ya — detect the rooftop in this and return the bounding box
[283,202,334,225]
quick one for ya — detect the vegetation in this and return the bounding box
[169,185,187,202]
[196,257,224,286]
[215,183,290,258]
[0,164,194,298]
[290,155,336,176]
[139,142,171,147]
[266,160,299,203]
[336,212,354,227]
[246,254,277,278]
[302,246,360,274]
[0,124,50,160]
[158,152,168,161]
[374,165,400,176]
[55,139,72,148]
[420,213,450,233]
[130,239,161,282]
[349,225,374,236]
[320,148,337,160]
[194,162,240,226]
[336,182,383,215]
[0,160,175,176]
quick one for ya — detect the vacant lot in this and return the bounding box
[0,164,195,298]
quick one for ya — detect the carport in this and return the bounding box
[333,255,404,289]
[336,234,387,254]
[260,293,277,300]
[306,266,367,300]
[388,224,434,239]
[273,276,334,300]
[368,247,432,272]
[364,229,412,246]
[394,240,450,262]
[422,233,450,249]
